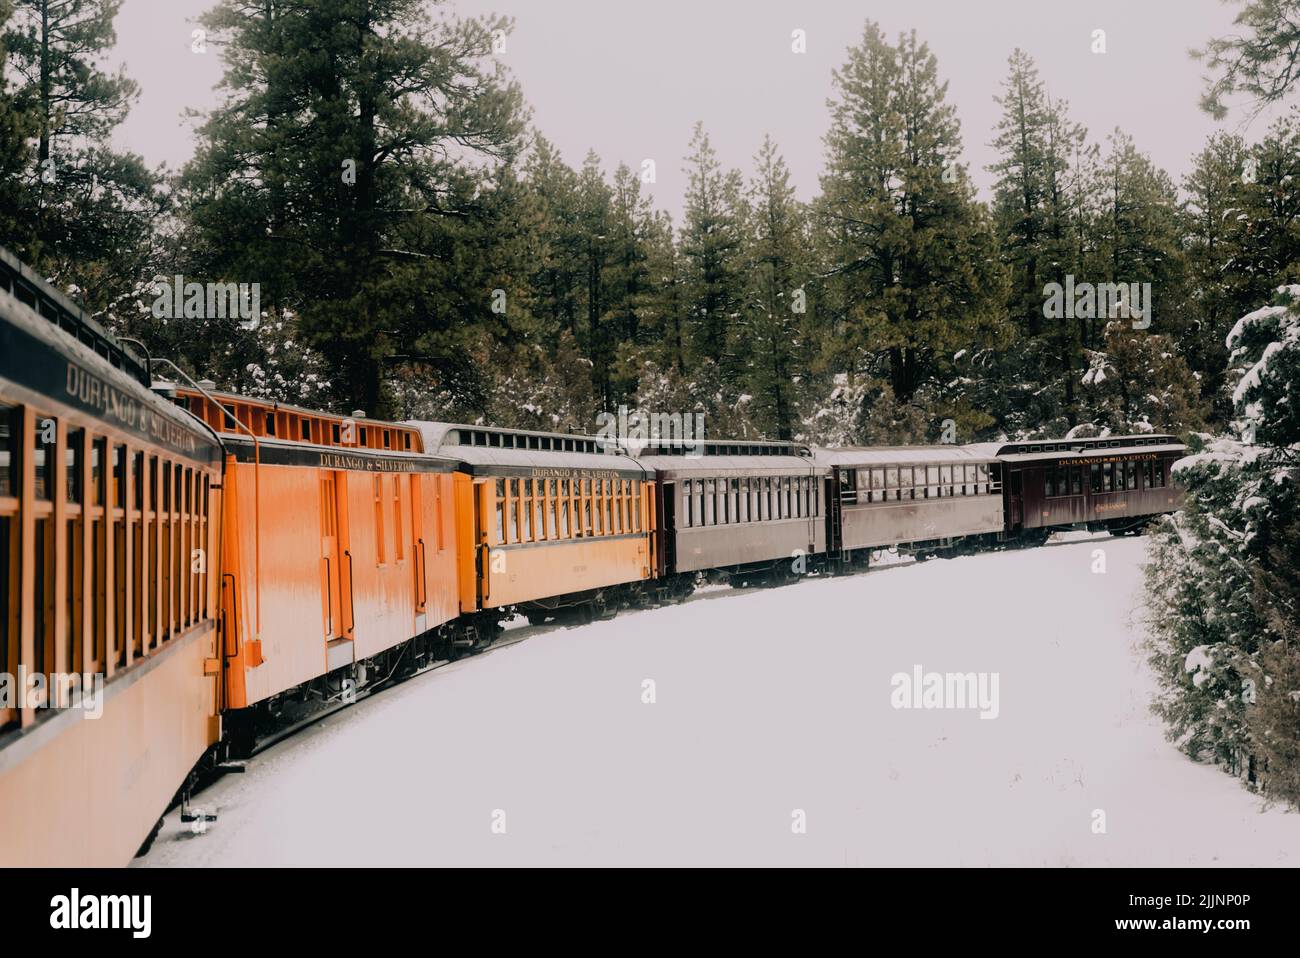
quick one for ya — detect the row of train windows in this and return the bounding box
[682,475,818,528]
[493,477,643,545]
[0,416,193,512]
[207,400,416,452]
[840,463,995,503]
[1045,460,1168,497]
[0,403,211,727]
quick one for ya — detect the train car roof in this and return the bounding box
[994,441,1186,463]
[407,421,647,477]
[221,433,459,471]
[644,453,824,478]
[0,245,151,387]
[987,435,1181,457]
[1,284,221,462]
[813,445,1002,466]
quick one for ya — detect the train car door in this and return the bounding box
[320,473,343,640]
[656,479,675,577]
[1008,468,1023,530]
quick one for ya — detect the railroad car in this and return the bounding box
[171,388,463,751]
[817,446,1006,562]
[987,435,1184,540]
[411,423,656,627]
[0,237,1193,867]
[0,249,224,867]
[640,439,827,588]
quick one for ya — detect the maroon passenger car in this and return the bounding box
[984,435,1185,540]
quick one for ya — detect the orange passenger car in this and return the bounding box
[412,423,657,627]
[175,389,462,751]
[1,250,224,866]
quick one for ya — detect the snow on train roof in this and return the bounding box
[405,421,646,475]
[994,442,1186,463]
[813,445,1002,466]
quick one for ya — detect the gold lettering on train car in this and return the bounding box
[318,453,418,473]
[1059,453,1157,467]
[531,467,617,480]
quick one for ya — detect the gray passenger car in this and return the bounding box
[641,440,828,579]
[815,445,1006,558]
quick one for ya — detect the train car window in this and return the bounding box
[581,480,592,535]
[737,478,749,522]
[703,479,715,525]
[683,480,693,528]
[1071,467,1083,495]
[383,430,391,449]
[1045,466,1057,497]
[521,479,533,540]
[547,480,558,538]
[111,445,125,508]
[0,403,18,500]
[976,463,988,494]
[373,476,386,562]
[264,412,276,437]
[1125,461,1137,491]
[358,426,368,447]
[91,437,106,507]
[542,483,551,539]
[604,480,614,534]
[1090,463,1102,493]
[505,479,517,541]
[898,467,913,501]
[1155,462,1167,488]
[782,476,791,516]
[494,479,505,543]
[1104,463,1115,492]
[60,427,81,503]
[29,414,51,501]
[133,451,144,510]
[331,422,341,444]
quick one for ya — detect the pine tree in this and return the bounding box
[679,122,746,377]
[819,23,1008,435]
[182,0,526,415]
[1183,133,1253,419]
[740,136,808,439]
[2,0,164,319]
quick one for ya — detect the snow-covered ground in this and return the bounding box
[137,533,1297,867]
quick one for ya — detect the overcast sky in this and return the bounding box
[111,0,1280,222]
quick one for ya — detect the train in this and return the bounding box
[0,245,1186,865]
